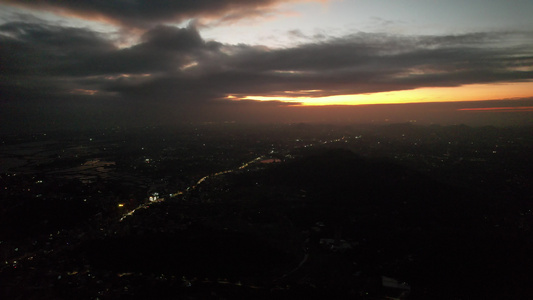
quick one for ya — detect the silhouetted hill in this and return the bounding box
[267,148,447,200]
[252,149,469,225]
[224,148,533,298]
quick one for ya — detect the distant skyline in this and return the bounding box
[1,0,532,131]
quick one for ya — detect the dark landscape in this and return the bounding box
[2,123,533,299]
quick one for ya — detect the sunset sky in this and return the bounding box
[1,0,532,131]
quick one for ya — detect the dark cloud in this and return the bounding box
[0,0,295,29]
[1,19,532,108]
[140,24,204,50]
[209,32,533,97]
[0,22,113,76]
[0,22,217,101]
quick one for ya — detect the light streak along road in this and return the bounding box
[119,155,265,222]
[119,136,348,222]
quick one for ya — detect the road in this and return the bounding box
[119,155,266,222]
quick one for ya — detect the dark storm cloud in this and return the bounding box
[225,32,526,73]
[1,18,532,105]
[0,21,113,75]
[210,31,533,97]
[0,21,217,101]
[0,0,293,28]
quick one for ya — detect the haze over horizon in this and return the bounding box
[1,0,532,132]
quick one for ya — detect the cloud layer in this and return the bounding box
[1,17,532,107]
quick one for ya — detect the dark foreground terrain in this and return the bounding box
[1,123,533,299]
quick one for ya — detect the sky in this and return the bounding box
[1,0,532,131]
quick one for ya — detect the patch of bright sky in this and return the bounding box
[201,0,533,47]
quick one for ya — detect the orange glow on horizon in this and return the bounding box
[458,107,533,112]
[228,81,533,106]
